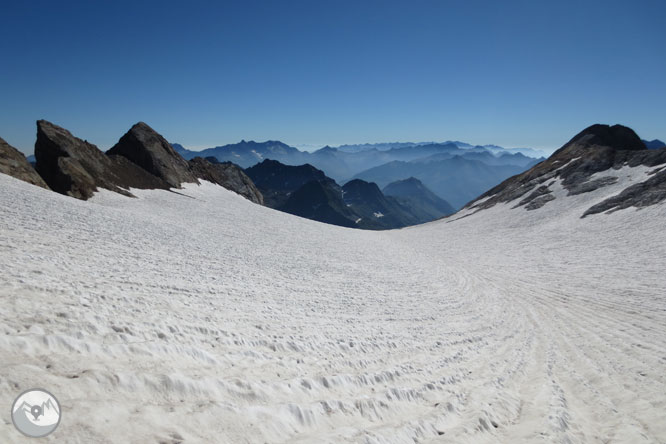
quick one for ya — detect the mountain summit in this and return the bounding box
[107,122,198,188]
[466,124,666,217]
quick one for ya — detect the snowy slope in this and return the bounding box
[0,171,665,443]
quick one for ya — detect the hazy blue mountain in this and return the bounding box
[334,142,433,153]
[475,145,552,158]
[353,156,529,209]
[172,139,544,183]
[412,150,544,168]
[171,143,191,157]
[383,177,454,221]
[175,140,304,168]
[642,139,665,149]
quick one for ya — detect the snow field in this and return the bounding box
[0,170,664,443]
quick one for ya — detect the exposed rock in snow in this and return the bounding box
[34,120,169,199]
[188,157,264,205]
[107,122,198,188]
[0,136,49,189]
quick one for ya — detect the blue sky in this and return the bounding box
[1,0,664,155]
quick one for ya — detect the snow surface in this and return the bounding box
[0,171,665,443]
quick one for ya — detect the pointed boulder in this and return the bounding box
[107,122,197,188]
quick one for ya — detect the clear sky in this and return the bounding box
[1,0,664,155]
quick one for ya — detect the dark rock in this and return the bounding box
[525,194,556,210]
[245,159,336,208]
[583,168,666,217]
[515,185,552,208]
[278,180,361,228]
[0,137,49,189]
[34,120,169,199]
[188,157,263,204]
[107,122,198,188]
[566,176,618,195]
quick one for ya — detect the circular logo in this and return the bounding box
[11,388,61,438]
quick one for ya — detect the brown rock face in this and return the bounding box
[0,137,50,189]
[107,122,198,188]
[34,120,169,199]
[189,157,264,205]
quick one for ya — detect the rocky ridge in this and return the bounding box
[467,124,666,217]
[2,120,263,204]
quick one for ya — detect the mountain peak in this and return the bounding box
[561,124,645,153]
[107,122,197,188]
[466,123,666,216]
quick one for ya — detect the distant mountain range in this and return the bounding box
[174,140,550,209]
[352,156,536,209]
[245,159,453,229]
[5,124,663,231]
[172,140,547,183]
[332,141,551,158]
[383,177,455,221]
[642,139,666,149]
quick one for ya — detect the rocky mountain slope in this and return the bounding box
[465,124,666,217]
[341,179,419,228]
[278,180,361,228]
[245,159,336,208]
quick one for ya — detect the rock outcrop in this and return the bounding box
[0,137,50,189]
[583,166,666,216]
[34,120,168,199]
[107,122,197,188]
[189,157,264,204]
[466,124,666,216]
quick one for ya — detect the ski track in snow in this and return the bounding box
[0,171,665,443]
